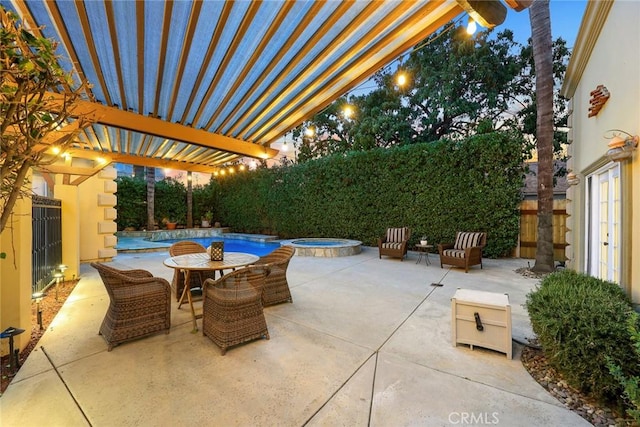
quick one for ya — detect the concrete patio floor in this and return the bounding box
[0,247,589,426]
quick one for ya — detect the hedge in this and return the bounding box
[216,131,525,257]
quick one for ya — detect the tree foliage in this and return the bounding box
[295,21,569,164]
[0,7,92,233]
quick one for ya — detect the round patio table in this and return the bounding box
[163,252,259,332]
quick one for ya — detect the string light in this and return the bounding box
[466,17,477,35]
[305,127,315,138]
[343,105,354,119]
[396,72,407,87]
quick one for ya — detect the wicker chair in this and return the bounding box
[438,232,487,273]
[377,227,412,260]
[253,246,295,306]
[169,241,217,301]
[202,266,269,355]
[90,262,171,351]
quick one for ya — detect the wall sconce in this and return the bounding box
[606,130,638,162]
[566,172,580,186]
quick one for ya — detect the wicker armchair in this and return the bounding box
[377,227,411,260]
[90,262,171,351]
[202,266,269,355]
[253,246,295,306]
[438,232,487,273]
[169,241,217,301]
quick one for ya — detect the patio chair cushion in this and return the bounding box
[386,227,409,242]
[381,242,404,250]
[442,249,466,258]
[454,232,484,250]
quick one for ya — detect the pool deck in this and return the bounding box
[0,246,589,426]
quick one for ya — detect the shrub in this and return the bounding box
[217,131,525,255]
[608,312,640,423]
[526,270,640,404]
[115,176,147,230]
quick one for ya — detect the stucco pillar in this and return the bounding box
[78,166,118,262]
[54,184,80,281]
[0,197,33,354]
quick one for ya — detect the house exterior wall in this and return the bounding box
[0,163,118,355]
[562,0,640,301]
[0,196,33,354]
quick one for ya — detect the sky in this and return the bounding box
[501,0,588,47]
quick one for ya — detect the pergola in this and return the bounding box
[4,0,529,181]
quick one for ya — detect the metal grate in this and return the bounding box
[31,196,62,294]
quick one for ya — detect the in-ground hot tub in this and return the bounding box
[281,238,362,257]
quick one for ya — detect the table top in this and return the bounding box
[163,252,259,271]
[415,244,433,249]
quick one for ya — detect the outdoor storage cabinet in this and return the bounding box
[451,288,512,359]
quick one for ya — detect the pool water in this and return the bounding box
[160,237,280,257]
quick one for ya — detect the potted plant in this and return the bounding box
[420,236,428,246]
[201,211,213,228]
[162,217,177,230]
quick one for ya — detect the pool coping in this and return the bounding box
[280,238,362,257]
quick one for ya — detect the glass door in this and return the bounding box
[586,164,621,283]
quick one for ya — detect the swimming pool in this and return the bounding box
[160,237,280,257]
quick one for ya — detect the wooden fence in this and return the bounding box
[518,199,568,261]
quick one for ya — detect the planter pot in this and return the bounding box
[201,220,210,228]
[166,222,177,230]
[420,240,428,246]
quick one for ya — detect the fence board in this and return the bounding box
[519,199,567,261]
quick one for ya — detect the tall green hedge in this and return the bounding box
[216,131,525,257]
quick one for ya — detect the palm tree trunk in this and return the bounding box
[187,171,193,228]
[530,0,555,273]
[146,167,155,231]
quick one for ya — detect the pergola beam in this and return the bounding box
[43,93,279,160]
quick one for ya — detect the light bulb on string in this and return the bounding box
[343,105,354,119]
[396,72,407,87]
[466,17,477,35]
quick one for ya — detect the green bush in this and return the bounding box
[608,312,640,423]
[115,176,147,230]
[526,270,640,404]
[155,178,187,224]
[217,131,525,256]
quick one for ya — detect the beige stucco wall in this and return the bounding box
[564,0,640,301]
[0,163,118,356]
[0,195,33,354]
[78,165,118,262]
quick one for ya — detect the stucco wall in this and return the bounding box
[78,166,118,262]
[565,0,639,300]
[0,196,33,354]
